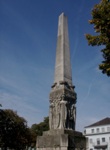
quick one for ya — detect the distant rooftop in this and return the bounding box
[85,117,110,128]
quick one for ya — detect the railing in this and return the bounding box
[92,142,108,148]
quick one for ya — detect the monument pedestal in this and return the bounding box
[37,129,86,150]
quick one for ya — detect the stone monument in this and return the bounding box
[36,13,86,150]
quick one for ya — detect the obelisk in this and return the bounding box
[49,12,76,130]
[36,13,86,150]
[54,12,72,85]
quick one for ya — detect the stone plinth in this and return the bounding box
[37,129,86,150]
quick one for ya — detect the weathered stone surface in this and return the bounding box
[49,13,77,131]
[37,130,86,150]
[54,13,72,85]
[36,12,86,150]
[49,86,76,130]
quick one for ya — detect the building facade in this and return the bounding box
[84,117,110,150]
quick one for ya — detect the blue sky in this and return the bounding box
[0,0,109,131]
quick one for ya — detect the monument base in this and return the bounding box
[36,129,86,150]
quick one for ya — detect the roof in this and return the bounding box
[85,117,110,128]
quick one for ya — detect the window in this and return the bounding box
[97,138,100,145]
[90,139,93,143]
[102,127,105,132]
[96,128,100,133]
[102,138,105,142]
[91,129,94,133]
[107,127,110,132]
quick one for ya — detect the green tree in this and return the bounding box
[31,116,49,136]
[0,109,31,150]
[30,117,49,148]
[86,0,110,76]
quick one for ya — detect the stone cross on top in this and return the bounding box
[49,13,77,131]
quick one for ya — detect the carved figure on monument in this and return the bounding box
[49,93,62,129]
[49,102,54,129]
[69,104,76,130]
[58,95,67,129]
[53,100,60,129]
[65,102,76,130]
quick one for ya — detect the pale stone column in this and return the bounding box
[49,13,77,130]
[54,13,72,85]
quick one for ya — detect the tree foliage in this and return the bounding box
[86,0,110,76]
[31,116,49,136]
[0,107,49,149]
[0,109,32,150]
[30,117,49,148]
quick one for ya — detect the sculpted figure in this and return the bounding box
[69,104,76,130]
[58,94,67,129]
[49,102,54,129]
